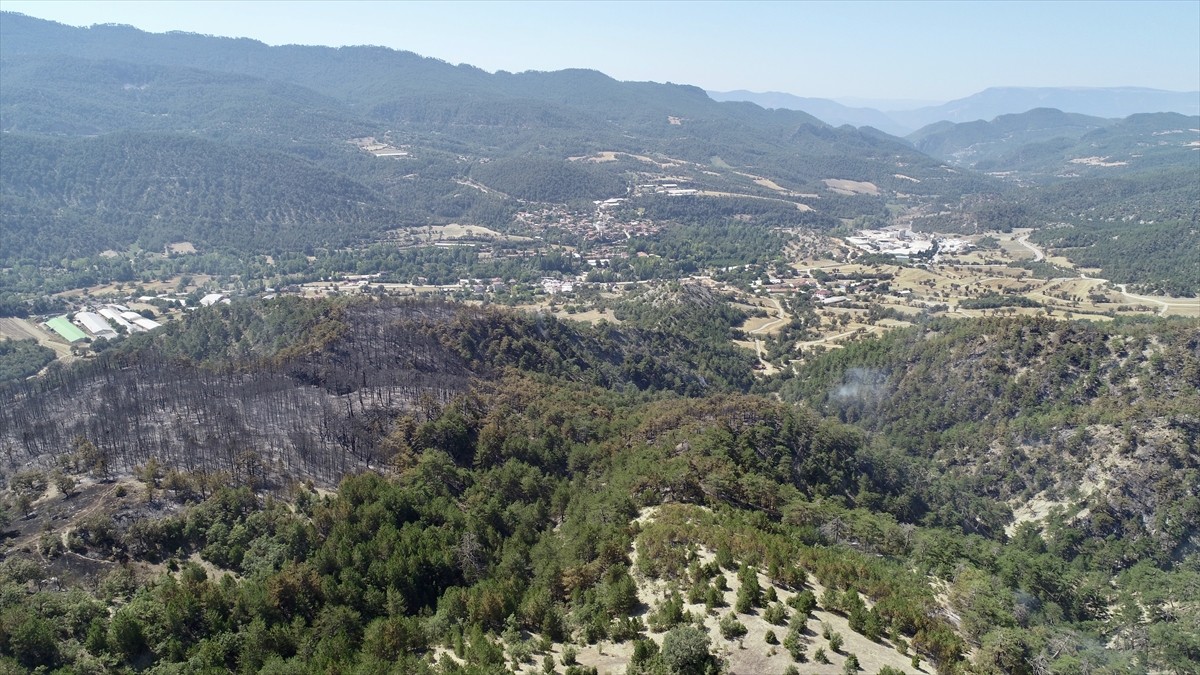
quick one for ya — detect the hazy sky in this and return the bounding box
[2,0,1198,102]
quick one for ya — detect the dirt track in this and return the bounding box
[0,317,74,359]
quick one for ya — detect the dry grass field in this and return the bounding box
[0,317,75,360]
[768,227,1196,359]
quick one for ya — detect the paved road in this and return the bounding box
[1116,284,1171,316]
[1005,236,1193,316]
[794,326,881,351]
[1015,233,1045,262]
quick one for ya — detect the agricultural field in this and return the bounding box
[0,317,73,360]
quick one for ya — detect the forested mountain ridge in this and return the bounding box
[2,11,1197,303]
[908,109,1200,178]
[0,54,375,142]
[907,108,1113,167]
[890,86,1200,131]
[709,87,1200,135]
[0,10,1006,287]
[0,13,983,181]
[904,107,1199,295]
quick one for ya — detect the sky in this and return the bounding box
[2,0,1198,103]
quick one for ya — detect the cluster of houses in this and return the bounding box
[512,202,662,247]
[540,278,575,295]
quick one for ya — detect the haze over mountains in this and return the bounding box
[709,86,1200,135]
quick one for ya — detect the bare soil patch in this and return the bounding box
[0,317,74,360]
[552,308,621,325]
[696,191,814,211]
[823,179,879,196]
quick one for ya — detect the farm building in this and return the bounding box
[200,293,230,307]
[44,315,88,343]
[131,317,162,331]
[98,307,138,333]
[75,312,118,340]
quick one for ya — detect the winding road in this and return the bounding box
[1115,284,1172,316]
[1011,234,1192,317]
[1015,233,1045,262]
[746,297,789,375]
[749,297,788,336]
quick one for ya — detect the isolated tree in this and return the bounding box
[661,625,716,675]
[51,470,76,498]
[829,629,844,653]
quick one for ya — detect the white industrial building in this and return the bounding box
[98,307,138,333]
[75,312,118,340]
[120,311,163,332]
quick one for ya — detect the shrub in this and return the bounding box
[829,630,844,653]
[610,616,644,643]
[763,602,789,626]
[716,544,735,570]
[648,592,686,632]
[822,586,842,613]
[705,585,726,610]
[661,625,716,675]
[783,627,808,662]
[561,645,578,666]
[719,613,747,640]
[632,638,659,663]
[788,589,818,616]
[736,564,763,610]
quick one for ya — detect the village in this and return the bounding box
[2,214,1195,373]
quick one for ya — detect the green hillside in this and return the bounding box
[1,300,1196,673]
[909,108,1113,167]
[909,108,1200,180]
[0,132,410,260]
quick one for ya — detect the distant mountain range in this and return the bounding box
[705,91,905,134]
[708,86,1200,135]
[907,108,1200,176]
